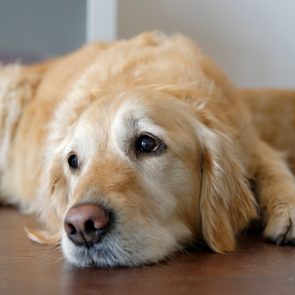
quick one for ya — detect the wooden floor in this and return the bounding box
[1,207,295,295]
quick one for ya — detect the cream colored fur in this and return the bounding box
[0,32,295,267]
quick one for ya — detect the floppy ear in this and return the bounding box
[199,127,257,252]
[27,157,67,244]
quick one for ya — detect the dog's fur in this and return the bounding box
[1,32,295,267]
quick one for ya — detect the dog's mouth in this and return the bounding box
[61,204,133,267]
[63,238,124,268]
[61,230,153,268]
[61,220,188,268]
[61,203,192,267]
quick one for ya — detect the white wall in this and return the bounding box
[0,0,294,88]
[86,0,117,42]
[118,0,295,88]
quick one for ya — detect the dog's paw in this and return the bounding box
[263,203,295,245]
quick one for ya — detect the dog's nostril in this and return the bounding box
[85,219,97,233]
[64,203,111,247]
[65,222,77,236]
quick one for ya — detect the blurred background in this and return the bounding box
[0,0,294,88]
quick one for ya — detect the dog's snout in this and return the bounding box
[64,203,110,247]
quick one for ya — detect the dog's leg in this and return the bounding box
[252,140,295,244]
[240,89,295,173]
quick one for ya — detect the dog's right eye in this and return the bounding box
[68,154,79,169]
[135,134,166,156]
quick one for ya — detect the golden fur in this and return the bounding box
[1,32,295,267]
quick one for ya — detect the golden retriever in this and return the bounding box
[1,32,295,267]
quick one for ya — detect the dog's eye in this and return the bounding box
[68,154,79,169]
[135,135,162,154]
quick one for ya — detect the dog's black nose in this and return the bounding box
[64,203,110,247]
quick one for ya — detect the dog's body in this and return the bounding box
[1,32,295,267]
[241,89,295,172]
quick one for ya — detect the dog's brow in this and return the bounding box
[124,115,140,131]
[131,118,140,130]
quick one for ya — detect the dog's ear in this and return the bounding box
[31,149,69,243]
[25,154,67,244]
[198,126,257,252]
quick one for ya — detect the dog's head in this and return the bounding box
[30,32,257,267]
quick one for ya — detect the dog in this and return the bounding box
[1,32,295,267]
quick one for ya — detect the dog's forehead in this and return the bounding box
[69,88,200,165]
[70,95,164,150]
[112,96,166,136]
[74,90,197,143]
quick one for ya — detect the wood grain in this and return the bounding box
[1,208,295,295]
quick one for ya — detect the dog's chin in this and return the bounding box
[61,223,192,268]
[62,235,169,268]
[62,235,136,268]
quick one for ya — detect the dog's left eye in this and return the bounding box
[68,154,79,169]
[135,135,163,154]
